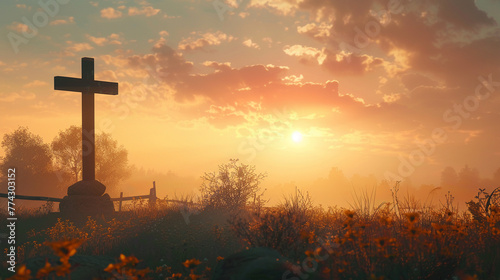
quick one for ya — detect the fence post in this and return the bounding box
[149,181,157,207]
[119,192,123,212]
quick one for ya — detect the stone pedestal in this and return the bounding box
[59,180,114,217]
[67,180,106,196]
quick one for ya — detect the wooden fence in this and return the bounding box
[0,181,159,212]
[114,181,157,211]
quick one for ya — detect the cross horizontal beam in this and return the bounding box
[54,76,118,95]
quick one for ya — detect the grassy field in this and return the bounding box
[2,189,500,280]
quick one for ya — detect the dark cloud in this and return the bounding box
[128,44,193,83]
[437,0,496,31]
[321,50,383,75]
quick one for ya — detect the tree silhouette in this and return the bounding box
[0,127,62,196]
[458,165,480,193]
[95,132,131,189]
[440,166,458,188]
[51,126,131,191]
[51,126,81,182]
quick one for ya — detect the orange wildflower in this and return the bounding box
[375,238,388,249]
[406,226,420,237]
[404,212,420,224]
[344,210,356,219]
[189,273,202,280]
[35,260,53,278]
[10,264,31,280]
[171,273,183,279]
[183,258,201,269]
[44,239,83,261]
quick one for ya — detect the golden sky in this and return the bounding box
[2,0,500,207]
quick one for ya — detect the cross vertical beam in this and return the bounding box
[54,57,118,183]
[82,58,95,181]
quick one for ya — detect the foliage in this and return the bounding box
[466,187,500,223]
[51,125,132,189]
[51,125,82,182]
[5,183,500,279]
[1,127,53,174]
[0,127,62,196]
[95,132,132,189]
[230,187,500,280]
[3,198,240,280]
[199,159,266,211]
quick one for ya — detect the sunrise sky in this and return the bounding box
[2,0,500,207]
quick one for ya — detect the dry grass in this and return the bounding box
[3,188,500,279]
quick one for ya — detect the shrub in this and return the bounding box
[199,159,267,212]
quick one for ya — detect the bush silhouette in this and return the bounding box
[200,159,266,212]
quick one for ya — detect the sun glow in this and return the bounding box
[292,131,303,143]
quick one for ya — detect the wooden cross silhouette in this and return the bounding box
[54,57,118,181]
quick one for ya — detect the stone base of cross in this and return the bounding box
[59,180,115,218]
[54,57,118,218]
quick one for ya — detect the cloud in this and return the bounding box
[125,42,388,130]
[50,16,75,26]
[283,44,325,64]
[0,91,36,102]
[437,0,495,31]
[283,45,382,75]
[8,22,29,33]
[86,33,123,46]
[297,22,332,42]
[128,6,161,17]
[87,35,107,46]
[16,4,29,9]
[23,80,49,88]
[100,7,123,19]
[288,0,500,84]
[128,43,194,84]
[239,12,250,18]
[178,31,235,51]
[66,41,94,52]
[95,70,118,81]
[321,50,383,75]
[242,39,260,49]
[249,0,299,15]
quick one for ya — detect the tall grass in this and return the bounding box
[4,187,500,280]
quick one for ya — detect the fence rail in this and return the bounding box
[0,181,161,212]
[0,193,63,202]
[0,181,203,213]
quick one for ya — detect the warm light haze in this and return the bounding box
[2,0,500,209]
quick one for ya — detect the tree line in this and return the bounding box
[0,126,131,197]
